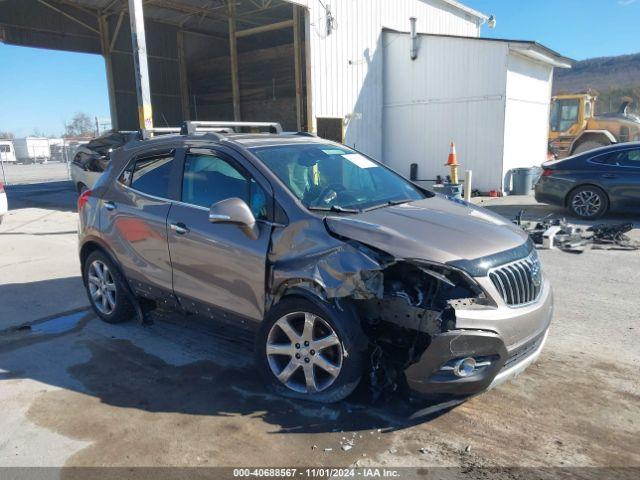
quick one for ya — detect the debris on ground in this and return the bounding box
[513,211,639,253]
[464,445,472,454]
[419,447,429,454]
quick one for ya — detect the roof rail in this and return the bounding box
[139,127,181,140]
[181,121,283,135]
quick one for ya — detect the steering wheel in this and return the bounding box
[309,184,347,207]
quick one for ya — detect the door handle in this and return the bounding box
[602,174,618,179]
[104,201,116,211]
[170,222,190,235]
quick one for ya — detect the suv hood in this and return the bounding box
[325,196,528,267]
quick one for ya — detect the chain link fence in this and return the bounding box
[0,141,88,186]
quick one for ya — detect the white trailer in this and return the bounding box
[13,137,51,164]
[0,140,17,163]
[380,31,572,193]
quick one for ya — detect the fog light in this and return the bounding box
[453,357,476,378]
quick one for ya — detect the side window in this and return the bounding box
[182,153,270,221]
[618,149,640,167]
[118,152,175,198]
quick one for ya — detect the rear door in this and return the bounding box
[102,147,182,298]
[167,146,273,324]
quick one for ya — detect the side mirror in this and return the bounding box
[209,197,258,239]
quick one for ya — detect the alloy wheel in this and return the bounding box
[87,260,117,315]
[572,190,602,217]
[266,312,343,394]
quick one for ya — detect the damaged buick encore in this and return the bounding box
[78,122,553,403]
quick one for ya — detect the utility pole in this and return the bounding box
[95,116,100,137]
[128,0,153,130]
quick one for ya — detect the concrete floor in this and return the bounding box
[0,181,639,475]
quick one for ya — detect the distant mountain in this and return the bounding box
[553,52,640,114]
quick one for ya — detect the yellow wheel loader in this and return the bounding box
[548,94,640,158]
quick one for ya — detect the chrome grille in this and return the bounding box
[489,251,542,306]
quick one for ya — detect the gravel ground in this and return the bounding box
[0,182,638,477]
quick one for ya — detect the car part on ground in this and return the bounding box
[514,211,638,253]
[78,121,553,403]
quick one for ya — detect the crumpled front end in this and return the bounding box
[267,215,553,400]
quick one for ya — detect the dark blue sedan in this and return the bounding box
[535,142,640,219]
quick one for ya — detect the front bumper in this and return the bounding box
[404,279,553,398]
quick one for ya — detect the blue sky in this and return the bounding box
[0,45,110,137]
[1,0,639,137]
[465,0,640,60]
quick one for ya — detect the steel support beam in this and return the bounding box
[99,14,119,130]
[304,8,314,133]
[293,7,302,131]
[228,0,241,121]
[177,30,190,121]
[128,0,153,129]
[235,19,294,38]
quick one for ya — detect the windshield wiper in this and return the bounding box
[362,199,413,212]
[308,205,360,214]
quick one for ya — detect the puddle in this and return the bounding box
[30,311,87,335]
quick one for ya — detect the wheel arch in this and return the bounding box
[79,238,120,281]
[570,130,616,154]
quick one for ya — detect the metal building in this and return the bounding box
[1,1,570,191]
[382,31,572,191]
[0,1,485,145]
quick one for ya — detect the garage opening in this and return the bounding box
[0,0,310,133]
[180,0,309,132]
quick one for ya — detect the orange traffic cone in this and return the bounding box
[445,141,459,184]
[446,142,458,166]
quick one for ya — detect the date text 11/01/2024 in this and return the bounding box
[233,468,401,477]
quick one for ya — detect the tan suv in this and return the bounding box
[78,121,553,403]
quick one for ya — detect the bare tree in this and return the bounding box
[64,112,95,138]
[0,131,14,140]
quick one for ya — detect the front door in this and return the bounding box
[167,147,273,324]
[609,147,640,209]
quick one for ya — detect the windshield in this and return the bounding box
[251,143,427,212]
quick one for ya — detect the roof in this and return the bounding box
[439,0,488,21]
[383,29,573,68]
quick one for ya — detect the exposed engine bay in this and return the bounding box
[353,261,490,400]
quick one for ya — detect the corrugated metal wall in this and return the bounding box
[502,52,553,190]
[293,0,481,160]
[382,32,507,191]
[107,16,183,130]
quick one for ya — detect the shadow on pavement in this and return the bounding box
[4,181,78,213]
[0,277,455,437]
[482,201,640,229]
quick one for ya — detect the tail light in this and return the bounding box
[0,182,4,193]
[77,189,92,211]
[541,168,554,177]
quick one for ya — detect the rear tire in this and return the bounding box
[256,297,367,403]
[83,250,135,324]
[568,185,609,219]
[572,140,607,155]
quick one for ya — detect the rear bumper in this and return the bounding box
[534,176,572,206]
[404,281,553,398]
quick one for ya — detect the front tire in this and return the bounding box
[572,140,607,155]
[256,297,367,403]
[568,185,609,219]
[83,250,135,323]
